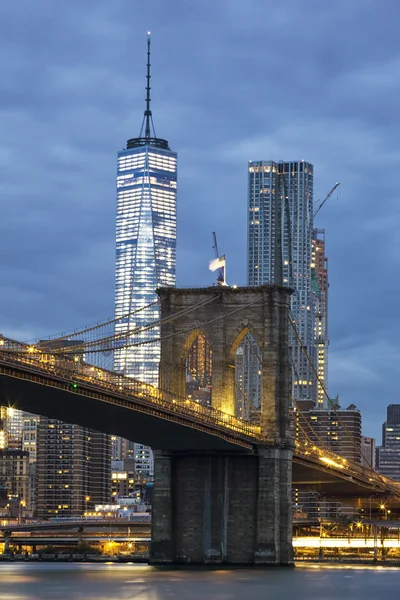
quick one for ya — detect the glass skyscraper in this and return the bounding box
[114,35,177,386]
[247,160,316,404]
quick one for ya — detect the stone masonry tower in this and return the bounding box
[151,285,294,565]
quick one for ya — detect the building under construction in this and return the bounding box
[312,228,329,408]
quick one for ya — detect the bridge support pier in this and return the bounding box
[77,527,84,545]
[150,445,293,566]
[3,531,11,553]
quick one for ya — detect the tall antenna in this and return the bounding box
[139,32,156,139]
[144,32,152,138]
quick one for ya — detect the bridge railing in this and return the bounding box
[295,439,384,486]
[0,336,262,440]
[0,335,396,489]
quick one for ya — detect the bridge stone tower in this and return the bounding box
[151,285,294,565]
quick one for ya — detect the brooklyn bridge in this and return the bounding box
[0,284,398,565]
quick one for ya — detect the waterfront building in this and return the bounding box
[376,405,400,480]
[247,160,316,404]
[36,418,110,519]
[0,449,29,507]
[111,459,136,500]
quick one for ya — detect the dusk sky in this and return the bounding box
[0,0,398,440]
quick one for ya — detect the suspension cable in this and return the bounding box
[81,295,266,354]
[35,301,160,343]
[289,314,400,499]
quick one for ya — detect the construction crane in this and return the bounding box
[210,232,226,286]
[313,182,340,218]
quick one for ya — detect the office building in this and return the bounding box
[114,35,177,385]
[312,229,329,408]
[111,459,136,500]
[296,403,362,463]
[294,403,362,519]
[113,36,177,474]
[22,413,39,462]
[0,449,29,507]
[361,436,376,469]
[0,407,6,449]
[133,443,154,477]
[376,405,400,480]
[36,418,111,519]
[4,407,24,450]
[247,160,316,404]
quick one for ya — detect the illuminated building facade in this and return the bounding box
[0,407,6,449]
[0,449,29,506]
[247,160,316,404]
[4,407,24,450]
[113,36,177,476]
[114,35,177,386]
[312,229,329,408]
[376,405,400,481]
[36,419,111,519]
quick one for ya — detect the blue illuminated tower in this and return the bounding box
[114,35,177,386]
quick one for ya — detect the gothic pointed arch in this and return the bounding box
[180,328,211,364]
[228,321,263,363]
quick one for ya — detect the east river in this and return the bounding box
[1,563,400,599]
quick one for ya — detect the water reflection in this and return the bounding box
[1,563,400,600]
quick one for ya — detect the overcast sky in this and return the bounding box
[0,0,398,440]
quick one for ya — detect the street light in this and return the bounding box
[369,495,376,519]
[18,500,25,525]
[85,496,90,516]
[380,504,390,520]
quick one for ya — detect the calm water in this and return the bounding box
[0,563,399,599]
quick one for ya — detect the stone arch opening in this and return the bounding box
[232,327,263,421]
[182,330,212,407]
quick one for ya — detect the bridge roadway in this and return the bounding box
[0,339,397,501]
[0,517,150,533]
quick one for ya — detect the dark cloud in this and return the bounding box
[0,0,399,440]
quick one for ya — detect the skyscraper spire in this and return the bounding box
[140,32,156,139]
[128,32,170,150]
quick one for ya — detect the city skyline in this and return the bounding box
[0,1,399,439]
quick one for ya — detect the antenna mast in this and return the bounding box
[144,33,152,138]
[139,32,156,139]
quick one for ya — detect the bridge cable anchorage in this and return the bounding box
[288,314,400,498]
